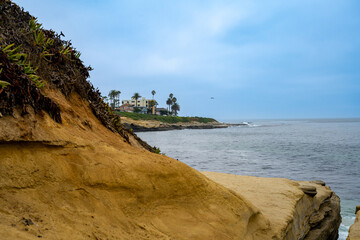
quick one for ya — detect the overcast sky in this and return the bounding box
[14,0,360,120]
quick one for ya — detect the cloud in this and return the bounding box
[142,55,183,75]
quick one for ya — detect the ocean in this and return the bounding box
[137,118,360,240]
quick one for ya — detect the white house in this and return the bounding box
[122,97,150,108]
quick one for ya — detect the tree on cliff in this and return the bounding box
[132,92,141,107]
[171,102,180,116]
[166,97,173,115]
[148,100,158,114]
[108,90,121,109]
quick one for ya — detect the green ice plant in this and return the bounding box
[22,61,45,88]
[60,43,82,60]
[33,30,54,48]
[1,43,45,89]
[0,80,10,89]
[73,51,81,59]
[29,18,54,61]
[29,18,42,32]
[33,30,54,61]
[154,148,161,154]
[2,44,27,62]
[0,68,11,89]
[29,19,81,61]
[59,44,71,56]
[34,30,45,46]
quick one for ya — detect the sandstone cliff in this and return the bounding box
[347,207,360,240]
[203,172,341,240]
[0,1,341,239]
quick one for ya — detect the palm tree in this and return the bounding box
[148,100,158,114]
[108,90,117,109]
[171,102,180,116]
[166,98,173,115]
[108,90,121,109]
[167,93,174,115]
[151,90,156,99]
[132,92,141,107]
[172,97,177,104]
[115,90,121,108]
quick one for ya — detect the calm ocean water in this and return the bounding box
[138,118,360,239]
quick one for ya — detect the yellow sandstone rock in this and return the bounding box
[348,209,360,240]
[202,172,341,240]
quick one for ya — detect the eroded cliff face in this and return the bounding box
[203,172,341,240]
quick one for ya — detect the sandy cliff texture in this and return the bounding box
[203,172,341,240]
[0,1,341,239]
[348,208,360,240]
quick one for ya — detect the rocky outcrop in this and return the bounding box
[202,172,341,240]
[121,117,242,132]
[347,206,360,240]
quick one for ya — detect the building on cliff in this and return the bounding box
[122,97,150,108]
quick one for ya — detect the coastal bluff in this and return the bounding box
[203,172,341,240]
[0,1,341,239]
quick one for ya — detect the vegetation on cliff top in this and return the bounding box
[117,111,217,124]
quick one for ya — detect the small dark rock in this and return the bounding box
[22,218,34,226]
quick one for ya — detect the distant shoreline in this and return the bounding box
[120,116,245,132]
